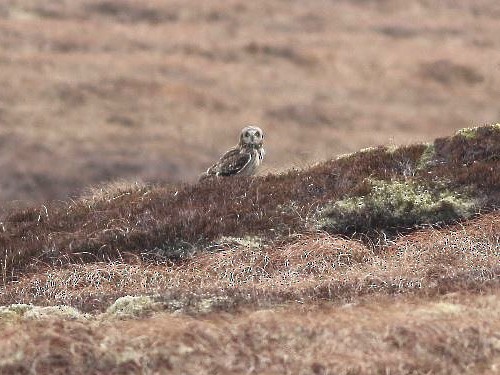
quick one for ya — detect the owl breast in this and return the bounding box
[238,148,263,176]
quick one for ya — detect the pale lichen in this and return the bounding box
[195,296,230,314]
[24,305,89,320]
[414,302,464,317]
[0,304,89,322]
[0,304,33,322]
[215,236,263,249]
[102,295,163,319]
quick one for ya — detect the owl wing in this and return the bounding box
[199,147,254,181]
[214,148,252,176]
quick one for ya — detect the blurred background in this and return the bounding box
[0,0,499,205]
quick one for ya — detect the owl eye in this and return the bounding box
[245,132,250,137]
[255,131,260,137]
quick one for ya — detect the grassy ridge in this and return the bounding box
[1,125,499,280]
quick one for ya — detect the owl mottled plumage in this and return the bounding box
[199,126,265,181]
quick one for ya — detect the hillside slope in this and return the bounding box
[1,0,500,203]
[1,124,499,278]
[0,125,499,374]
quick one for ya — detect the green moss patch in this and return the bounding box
[417,143,436,169]
[317,179,478,233]
[456,127,481,140]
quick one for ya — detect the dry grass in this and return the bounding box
[1,2,500,372]
[1,212,498,314]
[0,292,499,374]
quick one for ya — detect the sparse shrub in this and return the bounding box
[244,42,315,66]
[85,1,178,24]
[266,104,339,127]
[318,179,478,233]
[375,25,418,39]
[432,122,500,166]
[420,59,484,85]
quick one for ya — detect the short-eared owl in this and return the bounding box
[199,126,265,181]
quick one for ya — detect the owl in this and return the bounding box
[199,126,265,181]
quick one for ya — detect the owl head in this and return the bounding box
[239,126,264,149]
